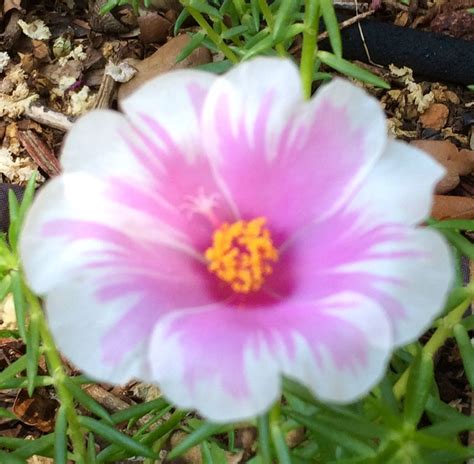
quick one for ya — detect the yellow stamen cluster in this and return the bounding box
[205,217,279,294]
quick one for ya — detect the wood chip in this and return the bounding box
[17,129,61,177]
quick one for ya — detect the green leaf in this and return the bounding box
[7,189,19,249]
[222,24,249,39]
[270,420,292,464]
[64,378,114,425]
[79,416,157,459]
[273,0,297,42]
[462,314,474,331]
[319,0,342,57]
[438,229,474,259]
[403,351,434,426]
[453,323,474,387]
[423,416,474,437]
[110,397,169,424]
[168,422,225,459]
[257,414,272,464]
[429,218,474,230]
[288,410,375,456]
[0,450,25,464]
[88,433,98,464]
[0,407,17,420]
[0,355,27,386]
[54,406,68,464]
[174,8,190,35]
[176,31,206,62]
[11,433,55,459]
[26,306,40,396]
[17,172,37,232]
[0,329,20,339]
[317,51,391,89]
[186,0,223,19]
[0,274,11,301]
[10,270,27,340]
[197,60,233,74]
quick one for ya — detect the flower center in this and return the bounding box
[205,217,279,294]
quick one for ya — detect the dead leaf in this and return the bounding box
[13,389,59,432]
[432,195,474,220]
[118,34,212,101]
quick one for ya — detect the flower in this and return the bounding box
[20,58,453,422]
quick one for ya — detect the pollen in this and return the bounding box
[205,217,279,294]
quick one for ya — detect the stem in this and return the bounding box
[27,289,88,463]
[257,0,287,56]
[393,297,472,399]
[300,0,320,99]
[185,6,239,64]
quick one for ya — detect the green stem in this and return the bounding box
[27,289,88,463]
[257,0,286,56]
[300,0,320,99]
[393,297,472,399]
[185,6,239,64]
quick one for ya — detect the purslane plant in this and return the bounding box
[20,58,452,423]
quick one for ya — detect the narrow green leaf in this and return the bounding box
[176,31,206,63]
[273,0,296,42]
[11,433,55,459]
[100,0,119,14]
[423,416,474,437]
[187,0,223,19]
[0,328,20,339]
[319,0,342,57]
[222,24,248,39]
[18,172,37,231]
[403,352,434,426]
[453,323,474,387]
[26,307,40,396]
[270,420,291,464]
[110,397,168,424]
[317,51,390,89]
[7,189,19,250]
[201,441,214,464]
[0,376,54,389]
[54,406,68,464]
[0,407,17,420]
[97,409,185,463]
[64,378,114,425]
[462,314,474,331]
[168,422,225,459]
[429,218,474,230]
[288,410,375,456]
[250,0,260,32]
[425,395,466,422]
[197,60,233,74]
[10,270,27,340]
[257,414,272,464]
[0,274,11,301]
[0,355,27,386]
[439,229,474,259]
[174,8,190,35]
[78,416,157,459]
[88,433,98,464]
[0,450,25,464]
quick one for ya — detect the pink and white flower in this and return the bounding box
[20,58,453,422]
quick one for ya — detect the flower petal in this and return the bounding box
[203,73,386,238]
[351,139,445,225]
[148,293,391,422]
[120,69,216,158]
[274,208,453,346]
